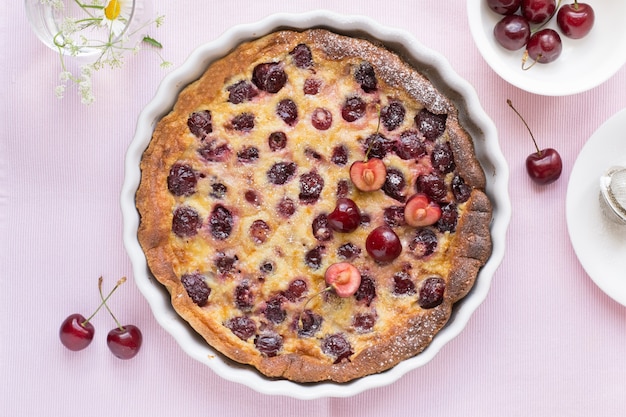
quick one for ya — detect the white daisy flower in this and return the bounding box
[102,0,133,37]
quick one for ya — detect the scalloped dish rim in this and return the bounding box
[121,10,511,400]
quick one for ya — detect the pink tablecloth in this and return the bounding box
[4,1,626,416]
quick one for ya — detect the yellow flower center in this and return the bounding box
[104,0,121,20]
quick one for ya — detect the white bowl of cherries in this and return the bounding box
[467,0,626,96]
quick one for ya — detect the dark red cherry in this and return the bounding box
[487,0,522,14]
[382,168,407,202]
[493,14,531,51]
[365,225,402,262]
[321,333,353,363]
[209,204,233,240]
[409,228,438,257]
[521,0,556,24]
[249,219,270,244]
[328,198,361,233]
[198,141,231,162]
[283,279,308,302]
[276,99,298,126]
[289,43,313,68]
[354,62,377,92]
[418,276,446,309]
[252,62,287,93]
[381,101,405,131]
[394,130,426,160]
[304,245,325,269]
[210,182,227,199]
[227,80,258,104]
[525,29,562,64]
[415,173,447,202]
[312,214,333,242]
[311,107,333,130]
[234,280,254,311]
[508,99,562,184]
[264,295,286,324]
[187,110,212,139]
[353,313,376,333]
[303,78,322,95]
[231,112,255,131]
[181,273,211,306]
[526,148,563,184]
[107,325,143,360]
[415,109,447,141]
[268,131,287,151]
[225,316,256,341]
[392,271,416,296]
[215,252,237,274]
[337,242,361,260]
[354,275,376,306]
[276,197,296,218]
[59,313,95,351]
[331,145,348,166]
[341,96,366,122]
[556,2,595,39]
[267,161,297,185]
[172,205,202,237]
[167,163,197,197]
[237,146,259,163]
[254,332,283,357]
[299,171,324,204]
[297,310,323,337]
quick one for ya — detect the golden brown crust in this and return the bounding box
[136,29,492,383]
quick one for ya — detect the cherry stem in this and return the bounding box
[81,276,126,326]
[521,50,539,71]
[97,276,127,331]
[507,99,542,155]
[297,285,332,333]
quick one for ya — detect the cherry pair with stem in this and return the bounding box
[59,277,142,359]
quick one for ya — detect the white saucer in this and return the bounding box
[566,108,626,306]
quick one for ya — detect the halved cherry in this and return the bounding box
[404,193,442,227]
[325,262,362,298]
[297,263,362,333]
[349,158,387,192]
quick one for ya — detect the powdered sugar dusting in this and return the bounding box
[309,29,452,114]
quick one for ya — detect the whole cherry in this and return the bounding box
[365,225,402,262]
[328,198,361,233]
[556,1,595,39]
[524,29,563,66]
[59,276,126,351]
[59,314,95,351]
[493,14,531,51]
[98,278,143,360]
[487,0,522,15]
[107,325,143,360]
[521,0,557,24]
[507,99,562,184]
